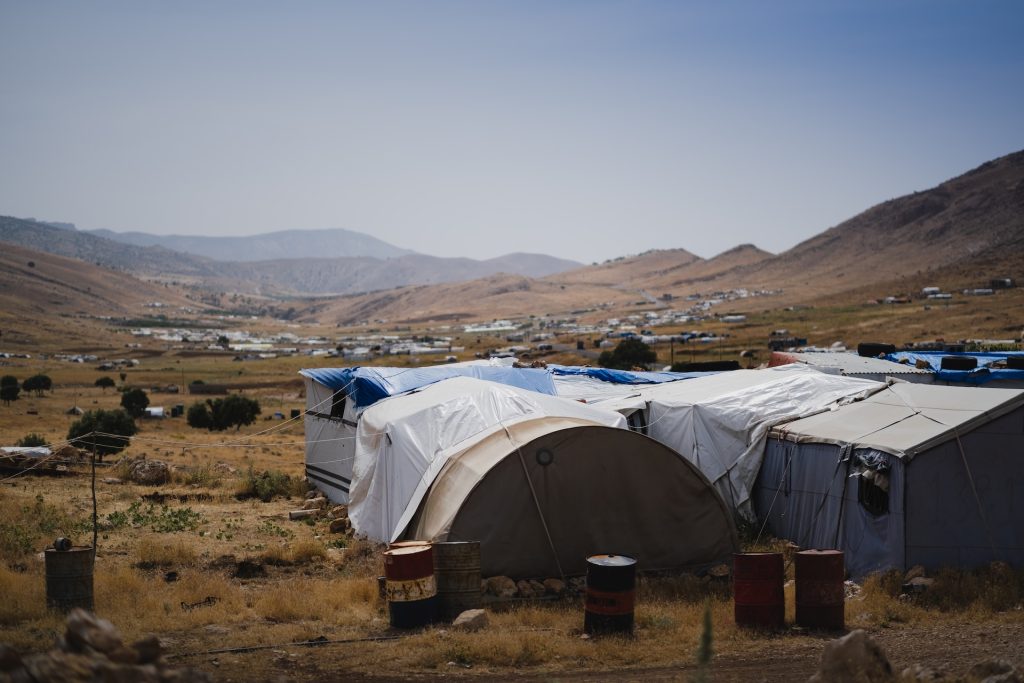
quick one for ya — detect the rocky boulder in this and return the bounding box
[126,459,170,486]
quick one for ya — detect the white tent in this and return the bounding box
[348,376,627,543]
[594,365,887,519]
[756,382,1024,576]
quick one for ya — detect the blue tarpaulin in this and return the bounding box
[546,365,707,384]
[299,366,557,408]
[885,351,1024,385]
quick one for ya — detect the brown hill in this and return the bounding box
[0,243,193,346]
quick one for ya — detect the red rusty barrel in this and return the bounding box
[584,554,637,636]
[733,552,784,629]
[383,545,438,628]
[795,549,845,630]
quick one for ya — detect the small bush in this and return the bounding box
[235,466,303,502]
[15,433,47,447]
[103,502,204,533]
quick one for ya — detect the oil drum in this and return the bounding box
[733,552,784,629]
[795,549,844,630]
[45,546,95,613]
[432,541,482,622]
[383,545,438,628]
[584,554,636,636]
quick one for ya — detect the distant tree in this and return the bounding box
[95,376,116,392]
[67,409,138,458]
[597,338,658,371]
[1,375,19,405]
[16,433,47,447]
[119,371,127,384]
[22,374,52,397]
[217,335,230,348]
[120,388,150,418]
[187,395,261,432]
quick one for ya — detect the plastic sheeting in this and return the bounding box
[624,365,886,520]
[886,351,1024,385]
[299,365,557,409]
[347,376,627,543]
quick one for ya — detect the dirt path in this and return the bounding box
[192,620,1024,682]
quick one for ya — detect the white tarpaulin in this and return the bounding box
[612,365,886,519]
[348,376,627,542]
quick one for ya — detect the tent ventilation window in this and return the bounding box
[857,467,890,516]
[330,391,347,420]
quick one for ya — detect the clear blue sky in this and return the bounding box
[1,1,1022,263]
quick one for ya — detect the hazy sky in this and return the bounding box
[1,2,1022,263]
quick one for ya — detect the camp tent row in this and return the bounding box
[301,362,1024,578]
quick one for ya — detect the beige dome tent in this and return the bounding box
[404,417,739,578]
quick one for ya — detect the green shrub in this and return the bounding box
[15,433,47,447]
[236,466,303,502]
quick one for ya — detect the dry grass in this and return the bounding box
[136,537,198,568]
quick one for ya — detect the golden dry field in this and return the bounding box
[2,312,1023,682]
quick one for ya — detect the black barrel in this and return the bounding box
[940,355,978,371]
[45,546,94,613]
[584,554,637,636]
[857,342,896,358]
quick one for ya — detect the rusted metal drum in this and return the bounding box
[584,554,637,636]
[433,541,482,622]
[733,552,784,629]
[45,546,94,613]
[383,545,438,628]
[795,549,845,630]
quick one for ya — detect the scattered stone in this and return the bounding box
[707,563,731,578]
[451,609,489,632]
[516,579,539,599]
[484,576,517,598]
[202,625,229,635]
[101,477,123,485]
[807,629,892,683]
[328,518,350,534]
[328,505,348,520]
[968,660,1021,683]
[305,489,319,500]
[1,608,210,682]
[845,580,863,600]
[212,462,236,475]
[288,509,318,521]
[126,459,170,486]
[903,577,935,593]
[904,565,926,582]
[568,576,586,594]
[543,578,566,596]
[901,664,946,681]
[301,497,327,511]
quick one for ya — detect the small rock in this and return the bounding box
[904,577,935,593]
[452,609,489,632]
[203,625,229,635]
[212,462,236,475]
[901,664,946,681]
[527,579,545,596]
[328,518,350,534]
[807,629,892,683]
[64,608,124,655]
[329,505,348,519]
[707,563,731,578]
[968,659,1021,683]
[102,477,123,485]
[543,578,566,596]
[844,580,863,600]
[516,579,538,599]
[301,497,327,511]
[126,459,170,486]
[903,565,926,582]
[305,489,319,500]
[484,576,517,598]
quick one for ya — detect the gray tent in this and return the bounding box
[404,418,739,578]
[755,382,1024,577]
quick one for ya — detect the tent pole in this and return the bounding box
[504,424,566,582]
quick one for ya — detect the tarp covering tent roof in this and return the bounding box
[756,382,1024,576]
[592,364,886,520]
[348,376,627,544]
[299,364,557,410]
[768,351,934,383]
[405,419,739,578]
[885,351,1024,386]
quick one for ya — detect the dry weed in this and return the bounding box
[135,536,198,568]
